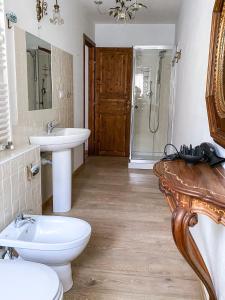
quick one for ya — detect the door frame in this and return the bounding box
[83,34,96,159]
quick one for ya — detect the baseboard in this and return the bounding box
[128,161,155,169]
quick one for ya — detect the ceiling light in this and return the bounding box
[94,0,147,22]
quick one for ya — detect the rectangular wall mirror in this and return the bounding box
[26,32,52,111]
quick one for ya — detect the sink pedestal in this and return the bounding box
[52,149,72,212]
[29,128,91,213]
[51,263,73,293]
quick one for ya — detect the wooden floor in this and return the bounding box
[44,156,201,300]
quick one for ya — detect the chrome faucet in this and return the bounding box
[47,120,58,135]
[1,247,14,259]
[14,213,36,228]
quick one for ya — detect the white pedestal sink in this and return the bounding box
[29,128,90,212]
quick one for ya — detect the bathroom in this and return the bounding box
[1,0,225,299]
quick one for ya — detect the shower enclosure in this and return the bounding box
[129,46,173,168]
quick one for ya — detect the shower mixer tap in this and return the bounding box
[149,51,167,134]
[147,81,153,97]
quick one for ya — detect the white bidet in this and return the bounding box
[0,215,91,292]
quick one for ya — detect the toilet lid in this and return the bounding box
[0,260,61,300]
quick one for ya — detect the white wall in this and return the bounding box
[174,0,225,299]
[173,0,213,146]
[4,0,95,170]
[95,24,175,47]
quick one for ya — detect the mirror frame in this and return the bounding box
[206,0,225,147]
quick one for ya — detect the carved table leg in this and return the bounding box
[172,207,217,300]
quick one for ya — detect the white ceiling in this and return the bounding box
[81,0,182,24]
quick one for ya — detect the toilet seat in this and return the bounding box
[0,260,63,300]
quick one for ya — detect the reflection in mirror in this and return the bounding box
[26,32,52,111]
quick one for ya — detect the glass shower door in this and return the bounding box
[131,47,173,162]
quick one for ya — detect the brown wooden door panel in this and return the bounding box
[98,52,130,96]
[98,100,127,113]
[99,114,127,156]
[96,48,132,157]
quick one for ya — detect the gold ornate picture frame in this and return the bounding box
[206,0,225,147]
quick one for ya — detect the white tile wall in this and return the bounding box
[12,26,74,203]
[0,145,41,231]
[13,26,74,146]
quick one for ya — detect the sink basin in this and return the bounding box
[29,128,91,152]
[29,128,91,213]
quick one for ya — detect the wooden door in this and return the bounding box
[96,48,132,157]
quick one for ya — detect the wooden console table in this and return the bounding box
[154,160,225,300]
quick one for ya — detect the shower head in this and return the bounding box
[157,50,167,84]
[159,50,167,58]
[27,49,37,58]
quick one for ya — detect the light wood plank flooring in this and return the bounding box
[44,156,201,300]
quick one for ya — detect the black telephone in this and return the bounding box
[163,143,225,167]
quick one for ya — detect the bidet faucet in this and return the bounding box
[14,213,36,228]
[47,120,58,135]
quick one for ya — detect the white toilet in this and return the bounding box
[0,260,63,300]
[0,215,92,292]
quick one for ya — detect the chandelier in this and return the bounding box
[94,0,147,22]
